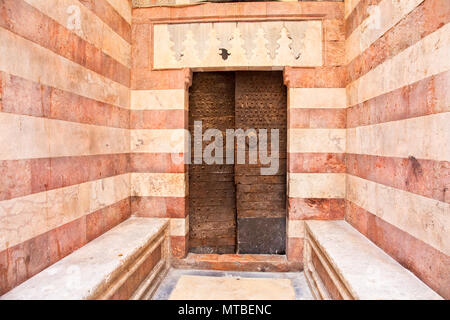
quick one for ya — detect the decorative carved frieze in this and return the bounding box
[153,20,323,69]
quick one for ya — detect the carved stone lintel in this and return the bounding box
[153,20,323,69]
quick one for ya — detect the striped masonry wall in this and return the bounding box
[130,7,191,259]
[285,71,347,264]
[130,9,190,258]
[284,2,347,264]
[1,0,448,298]
[344,0,450,298]
[129,88,190,258]
[130,0,192,256]
[0,0,132,295]
[131,1,347,262]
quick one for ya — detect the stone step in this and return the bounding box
[1,217,169,300]
[173,253,301,272]
[304,220,443,300]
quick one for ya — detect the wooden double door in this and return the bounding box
[188,71,287,254]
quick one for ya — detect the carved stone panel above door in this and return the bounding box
[153,20,323,69]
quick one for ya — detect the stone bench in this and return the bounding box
[303,220,443,300]
[1,217,169,300]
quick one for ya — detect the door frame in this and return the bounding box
[180,68,296,258]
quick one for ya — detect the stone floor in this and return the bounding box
[152,268,314,300]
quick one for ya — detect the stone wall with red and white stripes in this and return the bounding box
[344,0,450,298]
[0,0,133,295]
[131,1,346,262]
[1,0,448,299]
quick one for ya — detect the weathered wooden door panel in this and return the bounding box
[189,72,236,254]
[235,71,287,254]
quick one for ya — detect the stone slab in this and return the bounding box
[169,275,295,300]
[1,217,168,300]
[305,220,443,300]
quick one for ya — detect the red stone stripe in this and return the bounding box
[324,40,345,67]
[347,71,450,128]
[86,197,131,242]
[132,23,151,70]
[130,110,187,129]
[0,72,3,110]
[286,237,304,263]
[347,154,450,204]
[0,154,129,202]
[288,153,346,173]
[0,0,130,87]
[289,108,346,129]
[0,73,130,128]
[284,66,347,89]
[345,0,384,39]
[130,153,185,173]
[79,0,131,43]
[133,1,343,24]
[0,229,49,297]
[132,69,189,90]
[0,198,131,296]
[347,0,450,84]
[0,152,187,202]
[171,235,188,259]
[48,217,88,266]
[288,198,345,220]
[345,200,450,299]
[131,196,188,218]
[324,19,344,42]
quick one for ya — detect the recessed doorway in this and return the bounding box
[188,71,287,254]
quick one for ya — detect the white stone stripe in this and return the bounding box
[288,173,346,198]
[23,0,131,68]
[345,0,363,19]
[105,0,132,25]
[0,113,130,160]
[0,27,130,109]
[346,0,423,64]
[288,129,346,153]
[131,90,187,110]
[131,129,188,153]
[131,173,188,197]
[287,219,305,239]
[347,22,450,106]
[346,174,450,256]
[170,217,189,237]
[288,88,347,109]
[346,112,450,162]
[0,173,130,251]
